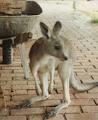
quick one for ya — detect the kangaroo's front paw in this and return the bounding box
[44,109,57,119]
[24,76,29,80]
[36,86,42,96]
[48,84,53,94]
[43,94,50,100]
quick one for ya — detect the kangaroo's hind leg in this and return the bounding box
[44,61,72,119]
[29,62,42,95]
[15,70,50,109]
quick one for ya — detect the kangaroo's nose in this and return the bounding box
[64,56,68,60]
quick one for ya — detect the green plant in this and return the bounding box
[91,12,98,23]
[91,19,98,23]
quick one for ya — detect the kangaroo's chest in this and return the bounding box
[39,56,50,67]
[38,56,54,73]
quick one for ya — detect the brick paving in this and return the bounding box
[0,1,98,120]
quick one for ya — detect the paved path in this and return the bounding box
[0,2,98,120]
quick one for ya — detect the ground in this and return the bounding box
[0,1,98,120]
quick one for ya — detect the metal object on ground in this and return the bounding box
[3,39,13,64]
[0,1,42,78]
[0,1,42,38]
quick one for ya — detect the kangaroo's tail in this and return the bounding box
[70,73,98,92]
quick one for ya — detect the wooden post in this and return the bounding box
[18,34,30,80]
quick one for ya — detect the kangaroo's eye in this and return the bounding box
[54,45,61,50]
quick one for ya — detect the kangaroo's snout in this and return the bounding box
[64,56,68,61]
[60,55,68,61]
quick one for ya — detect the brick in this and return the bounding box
[54,84,62,89]
[86,68,98,72]
[6,101,21,107]
[12,95,32,101]
[1,85,11,90]
[0,73,24,77]
[0,82,8,86]
[0,70,12,73]
[49,93,74,100]
[0,116,26,120]
[0,77,12,81]
[49,94,63,100]
[60,106,81,114]
[46,106,80,114]
[75,93,98,99]
[93,63,98,67]
[82,106,98,113]
[65,113,98,120]
[14,69,23,73]
[3,96,10,102]
[28,115,43,120]
[74,68,86,73]
[88,72,98,76]
[48,114,65,120]
[92,75,98,80]
[74,65,94,69]
[88,87,98,93]
[1,80,27,86]
[2,66,21,70]
[0,98,5,107]
[13,85,35,90]
[81,62,92,66]
[13,77,25,80]
[95,99,98,105]
[11,107,45,115]
[33,114,65,120]
[12,81,27,85]
[14,73,24,77]
[3,90,11,95]
[74,62,81,66]
[71,98,95,105]
[12,90,27,95]
[0,108,9,116]
[77,75,93,82]
[27,81,35,85]
[27,90,36,95]
[56,89,75,98]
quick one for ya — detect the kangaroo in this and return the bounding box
[18,21,98,119]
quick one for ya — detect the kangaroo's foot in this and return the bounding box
[44,100,71,119]
[13,100,32,109]
[44,108,58,120]
[13,95,50,109]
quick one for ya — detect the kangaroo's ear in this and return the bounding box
[40,22,49,39]
[52,21,62,36]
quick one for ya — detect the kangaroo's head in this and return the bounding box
[40,21,68,61]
